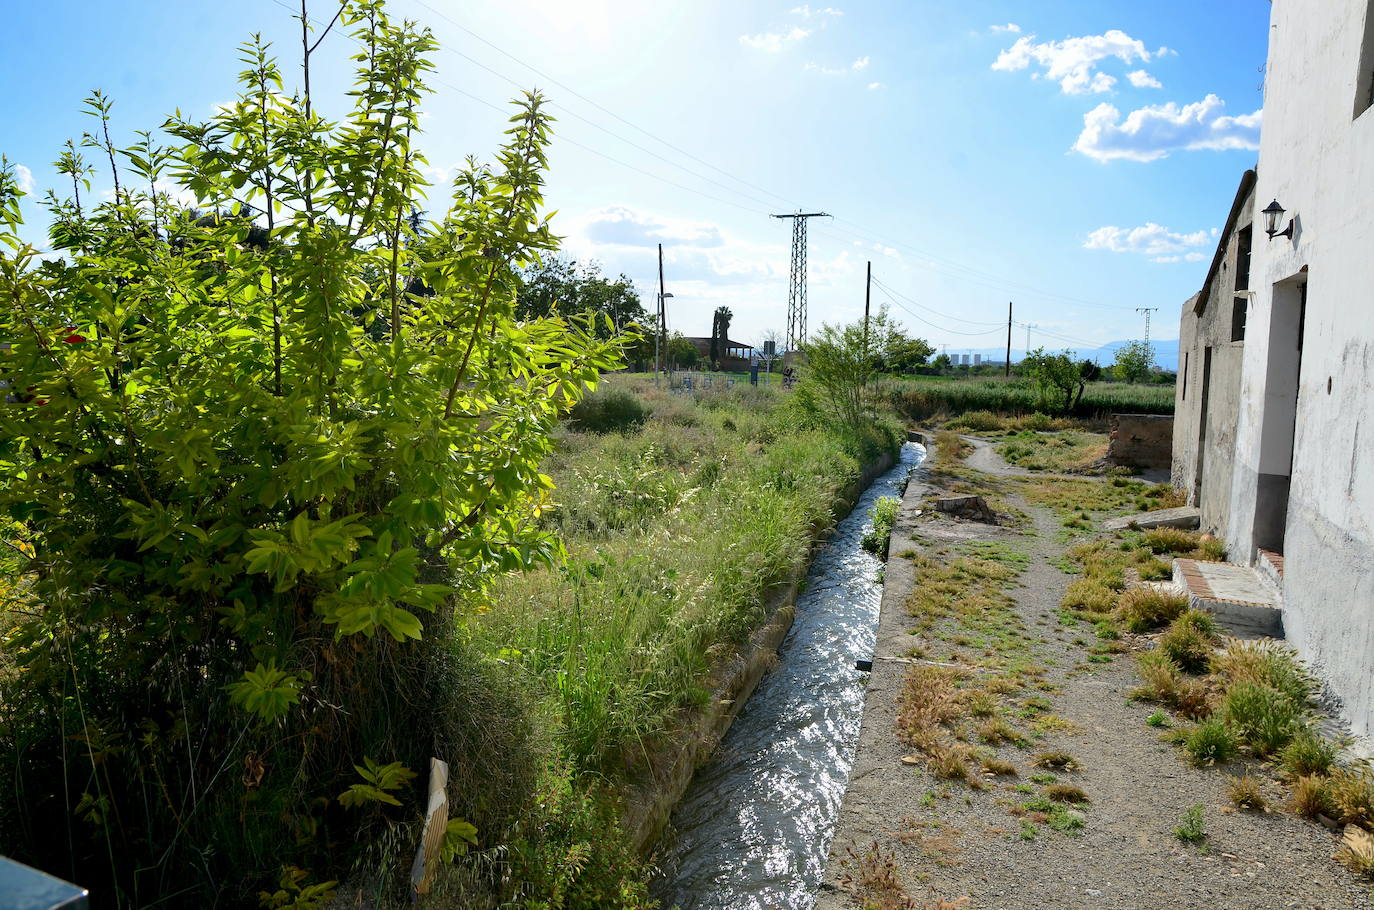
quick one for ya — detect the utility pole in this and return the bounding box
[1005,302,1012,377]
[771,211,830,351]
[656,243,670,386]
[1025,324,1036,354]
[1135,307,1159,346]
[863,260,872,362]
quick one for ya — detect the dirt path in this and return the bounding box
[817,454,1369,910]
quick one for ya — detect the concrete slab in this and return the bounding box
[1173,558,1284,639]
[1102,506,1201,532]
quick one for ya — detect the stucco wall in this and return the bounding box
[1231,0,1374,735]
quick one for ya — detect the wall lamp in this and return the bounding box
[1262,199,1295,240]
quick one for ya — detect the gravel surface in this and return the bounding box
[816,452,1371,910]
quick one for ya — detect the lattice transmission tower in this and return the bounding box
[1136,307,1159,345]
[771,211,830,351]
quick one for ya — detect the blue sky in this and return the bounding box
[0,0,1271,354]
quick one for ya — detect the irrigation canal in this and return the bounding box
[652,441,926,909]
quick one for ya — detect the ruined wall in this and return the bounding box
[1230,0,1374,736]
[1107,414,1173,469]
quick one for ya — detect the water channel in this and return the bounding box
[652,441,926,910]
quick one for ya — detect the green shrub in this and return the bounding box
[1221,682,1304,757]
[1281,729,1337,777]
[1115,588,1188,633]
[1174,804,1207,843]
[862,496,901,554]
[946,409,1003,432]
[569,387,651,433]
[1212,639,1316,707]
[1158,611,1218,673]
[1185,719,1238,765]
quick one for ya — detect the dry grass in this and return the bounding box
[1227,775,1266,810]
[1290,775,1335,819]
[1157,611,1219,673]
[1142,528,1227,561]
[840,842,917,910]
[982,757,1018,777]
[996,430,1108,474]
[976,718,1021,746]
[1031,750,1081,771]
[896,665,965,752]
[1328,769,1374,828]
[1336,826,1374,878]
[1045,783,1088,804]
[1115,588,1188,633]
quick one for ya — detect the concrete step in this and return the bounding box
[1256,548,1284,597]
[1103,506,1201,532]
[1173,557,1284,639]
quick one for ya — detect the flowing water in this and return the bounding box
[652,442,926,910]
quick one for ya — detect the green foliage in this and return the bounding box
[1157,611,1218,674]
[1115,588,1188,633]
[0,3,623,902]
[568,386,651,434]
[1173,804,1207,844]
[1022,348,1096,415]
[1281,729,1337,778]
[337,758,417,809]
[861,496,900,554]
[1220,682,1304,757]
[1185,719,1238,765]
[1113,340,1155,384]
[258,866,338,910]
[666,331,700,369]
[516,256,645,338]
[1146,710,1168,727]
[802,318,885,430]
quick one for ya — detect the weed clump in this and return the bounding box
[1185,719,1238,765]
[1157,610,1218,673]
[1133,651,1212,718]
[982,757,1018,777]
[1144,528,1203,554]
[1328,769,1374,828]
[1062,579,1118,615]
[1031,751,1080,771]
[1281,730,1337,778]
[1115,588,1188,633]
[1227,775,1266,810]
[1290,775,1335,819]
[1045,784,1089,804]
[977,718,1020,746]
[1211,639,1316,707]
[862,496,901,554]
[1220,682,1304,757]
[1174,804,1207,844]
[569,386,651,433]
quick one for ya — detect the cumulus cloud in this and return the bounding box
[1084,222,1212,261]
[575,205,725,250]
[790,5,843,16]
[990,23,1021,34]
[851,55,870,70]
[740,25,812,52]
[1127,69,1162,89]
[13,164,35,194]
[1073,94,1262,162]
[992,29,1152,95]
[867,81,884,90]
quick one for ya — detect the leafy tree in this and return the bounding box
[0,2,621,901]
[802,320,881,429]
[516,255,646,338]
[667,331,700,369]
[1024,348,1097,414]
[1113,339,1155,383]
[930,352,952,372]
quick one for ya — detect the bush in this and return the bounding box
[569,387,651,433]
[1185,719,1238,765]
[862,496,901,554]
[946,409,1003,432]
[1158,611,1218,673]
[1115,588,1188,632]
[1281,729,1338,777]
[0,14,625,905]
[1220,682,1304,757]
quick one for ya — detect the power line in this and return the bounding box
[873,288,1007,338]
[869,277,1006,327]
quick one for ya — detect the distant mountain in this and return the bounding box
[939,339,1179,372]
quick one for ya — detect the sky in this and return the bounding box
[0,0,1272,356]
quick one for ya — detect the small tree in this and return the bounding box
[667,331,700,369]
[1024,348,1095,414]
[802,320,879,429]
[709,305,733,364]
[516,255,645,336]
[1113,339,1155,383]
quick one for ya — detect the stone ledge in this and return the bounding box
[1103,506,1201,532]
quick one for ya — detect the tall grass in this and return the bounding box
[885,376,1174,420]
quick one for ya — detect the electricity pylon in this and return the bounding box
[1136,307,1159,345]
[771,211,830,351]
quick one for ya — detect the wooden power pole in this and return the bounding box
[1005,301,1012,377]
[864,260,872,360]
[657,243,667,378]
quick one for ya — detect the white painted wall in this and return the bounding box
[1232,0,1374,735]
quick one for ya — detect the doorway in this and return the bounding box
[1252,277,1306,554]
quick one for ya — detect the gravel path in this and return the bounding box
[816,454,1370,910]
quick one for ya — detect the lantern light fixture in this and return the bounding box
[1262,199,1294,241]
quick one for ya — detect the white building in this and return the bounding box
[1211,0,1374,735]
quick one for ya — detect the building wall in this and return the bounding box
[1171,180,1253,541]
[1231,0,1374,735]
[1107,414,1174,469]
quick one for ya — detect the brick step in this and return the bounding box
[1173,557,1284,639]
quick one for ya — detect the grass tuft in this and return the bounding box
[982,757,1019,777]
[1157,611,1218,674]
[1227,775,1266,811]
[1045,783,1089,804]
[1115,588,1188,633]
[1184,719,1238,766]
[1173,804,1207,844]
[1280,730,1337,778]
[1289,775,1335,820]
[1031,751,1080,771]
[1219,682,1304,757]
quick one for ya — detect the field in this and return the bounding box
[885,375,1175,420]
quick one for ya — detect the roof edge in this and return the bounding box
[1195,168,1257,316]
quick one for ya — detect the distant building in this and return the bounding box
[1173,0,1374,737]
[973,354,982,366]
[684,337,755,372]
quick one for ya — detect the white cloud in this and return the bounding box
[1084,222,1211,259]
[1127,69,1162,89]
[790,5,843,16]
[851,55,870,70]
[740,25,812,53]
[807,55,871,76]
[13,164,34,194]
[1073,94,1262,162]
[992,29,1152,95]
[990,23,1021,34]
[867,81,884,90]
